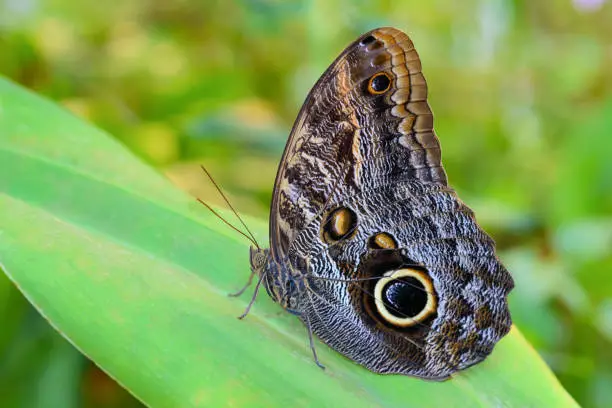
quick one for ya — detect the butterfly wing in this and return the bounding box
[269,27,446,261]
[263,27,513,379]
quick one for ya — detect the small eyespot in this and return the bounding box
[373,268,437,327]
[360,35,376,45]
[367,72,392,95]
[368,232,397,250]
[321,207,357,243]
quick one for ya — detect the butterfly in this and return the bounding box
[233,27,514,380]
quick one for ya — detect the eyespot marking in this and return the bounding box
[367,72,392,95]
[322,207,357,243]
[368,232,398,250]
[373,268,437,327]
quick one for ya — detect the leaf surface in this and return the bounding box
[0,77,579,407]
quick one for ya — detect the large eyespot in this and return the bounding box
[367,72,392,95]
[321,207,357,243]
[373,268,437,327]
[368,232,397,250]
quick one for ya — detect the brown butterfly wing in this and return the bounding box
[257,27,513,379]
[269,27,446,262]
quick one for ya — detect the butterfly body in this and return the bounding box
[248,27,513,379]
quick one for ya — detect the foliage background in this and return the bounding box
[1,0,611,407]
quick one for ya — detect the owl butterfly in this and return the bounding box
[240,27,513,380]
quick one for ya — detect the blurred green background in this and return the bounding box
[1,0,611,407]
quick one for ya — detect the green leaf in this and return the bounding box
[0,76,579,407]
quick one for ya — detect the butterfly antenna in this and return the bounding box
[197,164,260,249]
[195,198,257,246]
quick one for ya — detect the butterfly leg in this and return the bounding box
[289,308,325,370]
[229,270,255,297]
[306,313,325,370]
[297,258,325,369]
[237,271,265,319]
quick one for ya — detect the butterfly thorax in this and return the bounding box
[250,246,303,311]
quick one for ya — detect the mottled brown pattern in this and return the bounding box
[474,305,493,330]
[248,27,514,380]
[439,320,461,339]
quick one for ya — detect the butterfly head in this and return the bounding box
[249,246,301,310]
[249,245,268,273]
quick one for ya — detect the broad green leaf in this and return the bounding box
[0,77,579,407]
